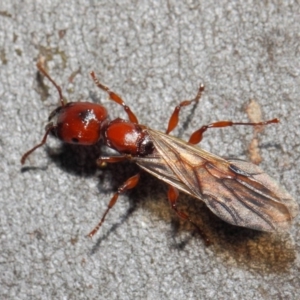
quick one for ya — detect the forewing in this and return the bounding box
[134,150,196,199]
[137,128,298,232]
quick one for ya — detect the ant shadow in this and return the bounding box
[22,137,297,274]
[20,103,297,274]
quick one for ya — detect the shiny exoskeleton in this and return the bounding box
[21,58,298,244]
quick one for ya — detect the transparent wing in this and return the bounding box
[134,128,298,232]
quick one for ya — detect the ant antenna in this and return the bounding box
[36,57,65,106]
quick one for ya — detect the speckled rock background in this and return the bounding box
[0,1,299,299]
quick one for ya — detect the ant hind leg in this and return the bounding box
[167,185,210,245]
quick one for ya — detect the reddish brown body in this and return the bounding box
[21,58,298,243]
[49,102,108,145]
[103,119,153,155]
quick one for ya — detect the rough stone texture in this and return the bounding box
[0,1,299,299]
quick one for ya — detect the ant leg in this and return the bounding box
[96,155,132,165]
[87,173,140,237]
[166,84,205,134]
[189,118,279,144]
[167,185,210,245]
[90,71,138,124]
[96,155,132,168]
[21,125,54,164]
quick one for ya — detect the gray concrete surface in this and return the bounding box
[0,1,299,299]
